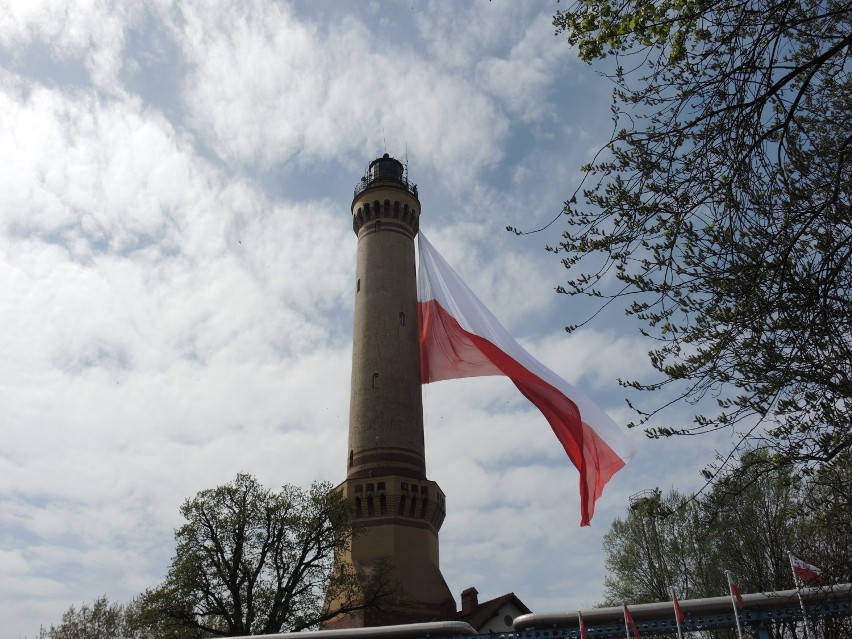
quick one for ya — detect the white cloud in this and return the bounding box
[475,12,570,122]
[0,62,360,635]
[413,1,534,70]
[169,3,509,189]
[0,0,138,92]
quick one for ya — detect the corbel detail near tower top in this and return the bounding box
[352,153,420,237]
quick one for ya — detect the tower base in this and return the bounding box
[322,476,456,628]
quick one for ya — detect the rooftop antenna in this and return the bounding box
[404,143,409,182]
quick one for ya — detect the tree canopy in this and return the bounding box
[548,0,852,480]
[38,595,143,639]
[603,450,852,638]
[135,474,396,637]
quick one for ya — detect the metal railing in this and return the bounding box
[353,174,418,199]
[215,584,852,639]
[514,583,852,638]
[229,620,476,639]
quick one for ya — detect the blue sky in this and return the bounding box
[0,2,730,637]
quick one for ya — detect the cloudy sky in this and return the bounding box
[0,1,730,637]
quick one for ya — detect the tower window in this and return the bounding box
[355,497,362,518]
[377,482,385,491]
[357,279,361,293]
[380,494,387,515]
[366,483,374,493]
[367,496,375,516]
[354,484,363,494]
[401,482,409,492]
[349,450,354,467]
[399,312,405,327]
[372,373,380,389]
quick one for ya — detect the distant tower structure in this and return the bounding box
[325,154,455,628]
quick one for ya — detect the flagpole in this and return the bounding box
[671,586,684,639]
[578,610,589,639]
[788,551,814,639]
[725,571,744,639]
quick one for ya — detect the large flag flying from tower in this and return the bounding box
[417,233,635,525]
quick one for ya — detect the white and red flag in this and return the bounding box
[727,572,744,609]
[417,233,635,525]
[623,604,642,639]
[788,552,819,639]
[578,611,589,639]
[672,588,685,624]
[671,587,685,639]
[789,553,823,584]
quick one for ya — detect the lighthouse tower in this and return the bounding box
[328,154,455,627]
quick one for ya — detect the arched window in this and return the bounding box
[409,497,418,517]
[399,312,405,327]
[354,497,362,518]
[348,450,354,467]
[356,278,361,293]
[367,496,375,516]
[372,373,380,389]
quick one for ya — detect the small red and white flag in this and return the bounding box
[727,572,744,609]
[671,586,685,639]
[417,233,635,525]
[623,604,642,639]
[578,610,589,639]
[672,588,685,624]
[789,552,823,584]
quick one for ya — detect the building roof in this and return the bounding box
[455,590,531,631]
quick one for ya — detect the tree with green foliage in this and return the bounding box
[135,473,397,637]
[38,595,142,639]
[546,0,852,483]
[604,464,800,606]
[603,451,852,638]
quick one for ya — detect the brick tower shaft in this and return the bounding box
[326,155,454,628]
[348,175,424,480]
